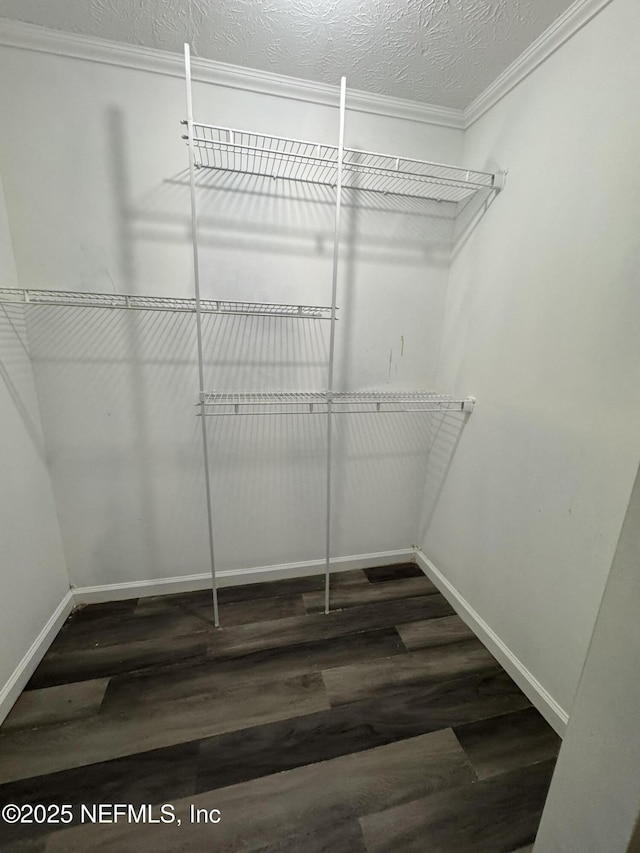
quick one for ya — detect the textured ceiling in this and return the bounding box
[0,0,577,108]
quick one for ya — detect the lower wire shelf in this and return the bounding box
[198,391,475,415]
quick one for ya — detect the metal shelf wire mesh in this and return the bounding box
[331,391,470,412]
[190,124,497,203]
[0,289,333,319]
[199,391,475,415]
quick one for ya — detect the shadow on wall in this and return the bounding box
[24,304,206,583]
[22,299,332,579]
[206,410,327,570]
[22,297,444,577]
[18,105,471,583]
[130,170,455,270]
[204,405,440,567]
[200,313,329,391]
[109,106,162,580]
[0,303,47,462]
[330,410,437,556]
[418,410,470,548]
[452,174,504,260]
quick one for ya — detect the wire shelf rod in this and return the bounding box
[200,391,462,401]
[192,122,335,150]
[197,391,476,415]
[188,126,495,188]
[198,407,473,417]
[191,124,494,182]
[192,138,335,167]
[342,164,487,192]
[0,289,335,319]
[192,145,488,192]
[343,147,493,185]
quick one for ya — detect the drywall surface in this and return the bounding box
[0,42,461,587]
[422,0,640,716]
[535,462,640,852]
[0,175,69,699]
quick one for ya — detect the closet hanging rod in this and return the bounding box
[0,289,335,319]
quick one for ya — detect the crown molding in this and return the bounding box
[464,0,616,127]
[0,18,464,130]
[0,0,615,133]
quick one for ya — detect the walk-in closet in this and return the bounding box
[1,0,639,850]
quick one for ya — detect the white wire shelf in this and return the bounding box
[198,391,475,416]
[0,289,334,319]
[188,124,501,204]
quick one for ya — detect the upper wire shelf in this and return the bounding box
[199,391,475,415]
[189,124,500,203]
[0,289,333,319]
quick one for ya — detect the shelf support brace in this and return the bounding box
[185,43,219,628]
[325,77,347,615]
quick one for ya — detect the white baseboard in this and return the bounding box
[415,548,569,736]
[0,549,413,722]
[71,548,416,604]
[4,548,565,739]
[0,590,75,726]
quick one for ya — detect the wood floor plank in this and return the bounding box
[193,594,307,628]
[397,615,476,651]
[195,671,532,794]
[28,597,453,691]
[364,564,425,583]
[45,730,475,853]
[1,838,48,852]
[0,571,550,852]
[207,594,455,661]
[0,671,531,847]
[68,599,139,623]
[0,742,198,846]
[26,635,208,690]
[135,593,306,626]
[102,628,406,713]
[249,819,368,852]
[303,576,439,613]
[0,673,329,785]
[453,707,561,779]
[211,569,369,606]
[359,758,556,853]
[133,588,217,613]
[1,679,109,732]
[323,639,500,706]
[48,609,214,654]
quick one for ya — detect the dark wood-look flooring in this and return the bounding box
[0,564,560,851]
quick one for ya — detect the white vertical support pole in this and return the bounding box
[324,77,347,615]
[184,44,219,627]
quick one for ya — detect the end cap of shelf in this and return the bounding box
[493,171,508,192]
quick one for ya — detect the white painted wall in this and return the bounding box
[0,174,69,708]
[535,461,640,852]
[0,42,462,587]
[421,0,640,716]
